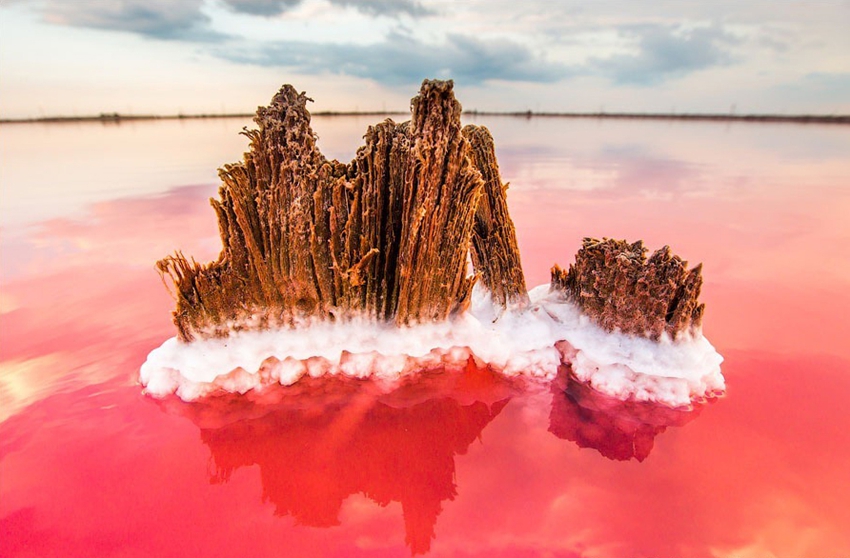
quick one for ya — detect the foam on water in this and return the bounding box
[140,284,725,407]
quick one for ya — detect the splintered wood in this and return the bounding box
[158,80,527,341]
[550,238,704,339]
[464,125,528,307]
[158,79,707,343]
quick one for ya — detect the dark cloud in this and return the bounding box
[329,0,434,17]
[218,31,567,85]
[13,1,740,88]
[592,25,738,85]
[39,0,227,41]
[221,0,433,17]
[24,0,430,41]
[222,0,301,16]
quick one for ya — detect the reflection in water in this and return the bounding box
[161,367,513,555]
[151,359,712,555]
[4,117,850,557]
[549,367,702,462]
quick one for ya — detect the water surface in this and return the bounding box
[1,116,849,557]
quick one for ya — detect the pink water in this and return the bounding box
[2,116,849,557]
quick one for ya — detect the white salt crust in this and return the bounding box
[140,284,725,407]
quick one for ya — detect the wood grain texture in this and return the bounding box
[158,80,527,341]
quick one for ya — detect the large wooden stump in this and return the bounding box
[158,80,528,341]
[157,80,708,344]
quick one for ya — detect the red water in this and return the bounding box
[2,117,850,557]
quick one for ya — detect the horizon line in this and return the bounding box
[1,110,848,125]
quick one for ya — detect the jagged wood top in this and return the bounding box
[551,237,704,339]
[157,79,706,344]
[158,79,527,341]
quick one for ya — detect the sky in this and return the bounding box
[1,0,849,118]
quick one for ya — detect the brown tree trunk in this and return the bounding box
[158,80,528,341]
[158,81,706,344]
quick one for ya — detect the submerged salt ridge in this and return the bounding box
[140,284,724,407]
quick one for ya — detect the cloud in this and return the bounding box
[221,0,301,16]
[219,31,568,85]
[217,22,738,88]
[39,0,227,41]
[592,25,739,85]
[23,0,431,42]
[328,0,434,17]
[221,0,433,17]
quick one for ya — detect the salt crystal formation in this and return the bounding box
[550,238,704,339]
[158,79,704,343]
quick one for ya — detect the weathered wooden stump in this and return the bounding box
[157,80,706,343]
[158,80,528,341]
[550,238,704,339]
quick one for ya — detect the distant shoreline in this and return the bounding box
[1,110,848,125]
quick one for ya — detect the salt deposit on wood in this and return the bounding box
[143,80,724,409]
